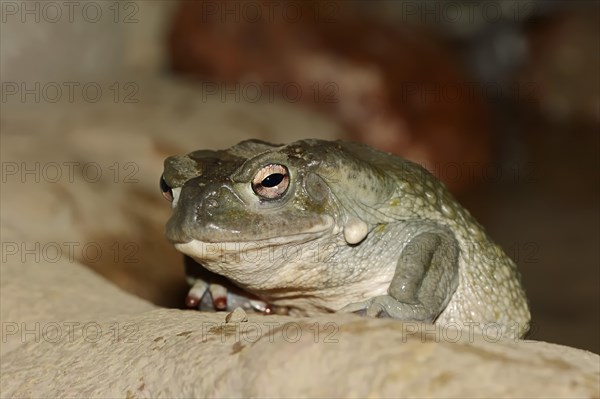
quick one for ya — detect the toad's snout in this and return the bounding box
[165,181,245,244]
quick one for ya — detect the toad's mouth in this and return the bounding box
[174,226,337,260]
[168,214,338,246]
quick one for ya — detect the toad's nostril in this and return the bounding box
[160,176,173,202]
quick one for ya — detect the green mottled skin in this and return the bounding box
[163,139,530,338]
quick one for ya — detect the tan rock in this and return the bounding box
[1,245,599,398]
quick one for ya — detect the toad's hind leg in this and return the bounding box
[341,225,460,322]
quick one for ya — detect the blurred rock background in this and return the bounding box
[1,0,598,353]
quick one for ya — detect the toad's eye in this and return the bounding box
[252,164,289,199]
[160,175,173,202]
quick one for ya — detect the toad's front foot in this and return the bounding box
[186,280,289,315]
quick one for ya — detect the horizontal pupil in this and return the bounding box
[262,173,284,187]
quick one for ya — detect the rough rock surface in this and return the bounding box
[1,249,599,398]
